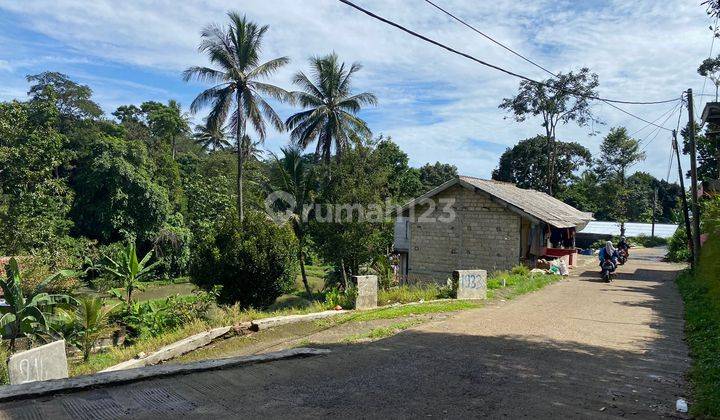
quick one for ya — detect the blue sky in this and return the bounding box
[0,0,713,181]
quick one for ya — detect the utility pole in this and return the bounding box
[673,129,694,266]
[651,187,658,238]
[687,89,702,268]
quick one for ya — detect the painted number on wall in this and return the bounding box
[461,274,483,289]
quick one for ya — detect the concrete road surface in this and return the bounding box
[0,248,690,419]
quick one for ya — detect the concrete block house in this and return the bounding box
[393,176,593,283]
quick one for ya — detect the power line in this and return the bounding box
[421,0,676,132]
[338,0,681,106]
[629,102,681,137]
[639,106,680,152]
[424,0,557,78]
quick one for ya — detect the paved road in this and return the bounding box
[0,248,690,419]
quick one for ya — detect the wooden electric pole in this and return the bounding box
[673,129,695,266]
[651,187,658,238]
[687,89,701,268]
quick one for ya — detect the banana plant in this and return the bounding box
[0,258,74,351]
[56,297,117,361]
[102,242,159,304]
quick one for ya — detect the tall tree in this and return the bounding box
[144,100,190,159]
[596,127,645,234]
[26,72,103,122]
[183,12,291,221]
[492,136,591,191]
[267,147,316,299]
[499,68,600,195]
[418,162,457,190]
[285,53,377,162]
[373,137,424,200]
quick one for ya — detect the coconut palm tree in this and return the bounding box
[268,147,315,299]
[183,12,292,221]
[193,121,231,151]
[285,53,377,163]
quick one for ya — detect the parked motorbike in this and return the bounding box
[617,248,628,265]
[601,258,615,283]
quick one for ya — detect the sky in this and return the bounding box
[0,0,714,182]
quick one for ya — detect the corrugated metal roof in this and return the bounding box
[578,221,678,239]
[459,176,594,228]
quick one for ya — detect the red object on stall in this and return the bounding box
[542,247,577,267]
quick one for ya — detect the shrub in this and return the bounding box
[324,287,356,309]
[110,288,216,342]
[631,234,668,247]
[0,344,8,385]
[190,211,299,308]
[378,284,453,305]
[667,227,690,262]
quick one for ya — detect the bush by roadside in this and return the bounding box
[676,235,720,417]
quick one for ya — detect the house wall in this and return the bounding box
[407,185,521,283]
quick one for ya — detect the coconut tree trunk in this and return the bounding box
[171,135,177,160]
[236,92,245,222]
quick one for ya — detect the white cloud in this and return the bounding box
[0,0,712,181]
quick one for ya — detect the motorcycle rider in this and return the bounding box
[598,240,619,270]
[617,236,630,254]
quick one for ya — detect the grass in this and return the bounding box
[487,269,560,300]
[378,283,452,305]
[317,300,481,328]
[295,264,328,292]
[676,235,720,417]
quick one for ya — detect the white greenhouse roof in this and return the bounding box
[578,221,678,239]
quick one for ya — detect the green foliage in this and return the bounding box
[492,136,591,191]
[676,235,720,417]
[0,99,73,254]
[324,287,357,309]
[183,173,235,236]
[418,161,458,190]
[500,68,600,193]
[378,284,453,306]
[26,71,103,121]
[0,343,8,385]
[0,258,73,350]
[70,133,171,244]
[57,296,117,361]
[267,146,317,298]
[285,52,377,162]
[101,242,159,304]
[701,194,720,235]
[115,286,217,341]
[184,11,292,220]
[152,213,192,278]
[596,127,646,225]
[190,211,299,307]
[374,137,424,200]
[309,142,393,279]
[631,235,668,248]
[667,226,691,262]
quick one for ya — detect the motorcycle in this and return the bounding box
[617,248,628,265]
[601,258,616,283]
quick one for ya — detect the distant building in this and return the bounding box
[393,176,593,283]
[576,221,679,247]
